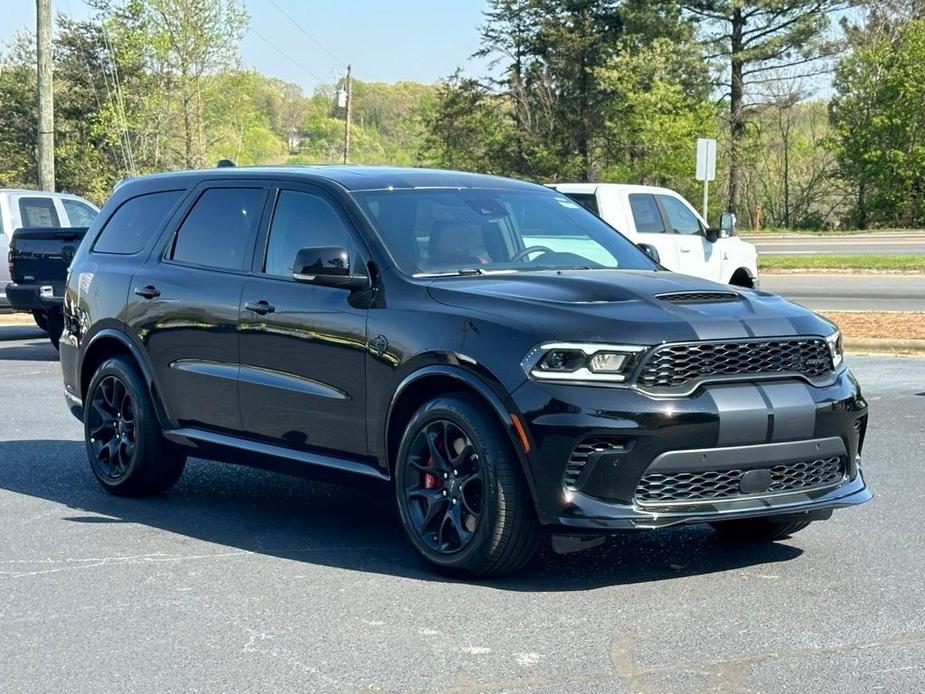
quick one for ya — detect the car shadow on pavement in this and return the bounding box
[0,439,803,591]
[0,339,58,362]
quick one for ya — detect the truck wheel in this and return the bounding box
[84,356,186,496]
[46,311,62,350]
[395,393,541,577]
[710,517,812,541]
[32,310,48,333]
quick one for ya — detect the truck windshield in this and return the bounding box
[352,188,656,276]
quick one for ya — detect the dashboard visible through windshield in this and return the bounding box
[352,187,656,276]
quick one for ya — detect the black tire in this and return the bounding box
[710,516,812,541]
[46,310,62,350]
[84,355,186,496]
[395,393,541,577]
[32,310,48,333]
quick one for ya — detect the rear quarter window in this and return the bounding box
[561,192,599,215]
[18,197,60,228]
[93,190,183,255]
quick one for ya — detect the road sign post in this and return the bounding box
[696,138,717,222]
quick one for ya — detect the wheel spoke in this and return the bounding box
[449,442,474,468]
[446,503,473,547]
[425,429,449,472]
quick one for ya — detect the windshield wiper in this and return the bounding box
[413,268,519,278]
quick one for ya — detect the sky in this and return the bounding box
[1,0,491,93]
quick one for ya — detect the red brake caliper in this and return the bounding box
[423,457,440,489]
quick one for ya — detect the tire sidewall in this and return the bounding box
[394,396,507,571]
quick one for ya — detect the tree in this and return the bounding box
[134,0,248,168]
[598,37,718,204]
[829,18,925,227]
[419,72,513,173]
[683,1,845,214]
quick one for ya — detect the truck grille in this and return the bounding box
[635,456,845,504]
[636,338,833,391]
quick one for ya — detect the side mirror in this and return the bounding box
[637,243,660,264]
[292,246,368,290]
[719,212,737,236]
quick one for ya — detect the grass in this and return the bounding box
[759,254,925,273]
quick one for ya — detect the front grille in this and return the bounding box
[635,456,845,504]
[656,291,740,304]
[636,338,833,391]
[564,436,627,489]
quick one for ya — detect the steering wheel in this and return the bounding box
[510,245,555,263]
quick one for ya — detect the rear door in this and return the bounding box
[124,182,269,433]
[237,183,370,457]
[625,192,679,271]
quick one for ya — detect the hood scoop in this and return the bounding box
[656,290,741,305]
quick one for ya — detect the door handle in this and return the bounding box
[680,247,691,253]
[244,299,276,315]
[134,285,160,299]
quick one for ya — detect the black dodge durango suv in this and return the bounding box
[60,166,871,576]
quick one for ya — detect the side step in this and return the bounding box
[163,427,389,482]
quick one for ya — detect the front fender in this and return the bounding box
[385,363,540,507]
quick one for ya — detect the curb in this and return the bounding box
[845,336,925,356]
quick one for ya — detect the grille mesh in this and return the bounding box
[635,456,845,504]
[564,437,627,489]
[656,291,740,304]
[637,338,833,390]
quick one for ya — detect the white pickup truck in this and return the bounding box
[0,189,99,308]
[548,183,759,287]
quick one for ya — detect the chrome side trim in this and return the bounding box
[169,359,239,382]
[238,364,349,400]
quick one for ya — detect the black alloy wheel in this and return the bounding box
[395,394,540,576]
[87,375,137,479]
[403,419,483,554]
[84,356,186,496]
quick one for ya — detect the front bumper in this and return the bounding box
[511,369,870,530]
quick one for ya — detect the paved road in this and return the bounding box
[759,273,925,311]
[1,338,923,692]
[749,232,925,256]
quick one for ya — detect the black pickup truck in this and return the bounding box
[6,226,88,348]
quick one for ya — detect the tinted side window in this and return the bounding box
[63,199,98,227]
[171,188,264,270]
[93,191,181,255]
[660,195,702,234]
[263,190,358,278]
[19,197,60,228]
[628,194,665,233]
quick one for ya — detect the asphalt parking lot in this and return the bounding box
[1,334,923,693]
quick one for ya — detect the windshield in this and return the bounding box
[352,187,656,276]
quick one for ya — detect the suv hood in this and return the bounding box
[427,270,833,345]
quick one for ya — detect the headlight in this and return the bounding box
[523,343,646,383]
[825,329,844,368]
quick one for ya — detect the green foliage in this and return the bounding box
[830,19,925,228]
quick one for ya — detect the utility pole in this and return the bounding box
[36,0,55,191]
[342,64,352,165]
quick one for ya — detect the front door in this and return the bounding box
[237,186,370,457]
[657,194,715,281]
[625,192,679,271]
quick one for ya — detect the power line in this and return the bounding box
[248,26,328,86]
[265,0,345,68]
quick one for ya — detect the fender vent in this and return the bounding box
[656,291,741,304]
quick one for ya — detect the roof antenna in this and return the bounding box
[216,159,236,168]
